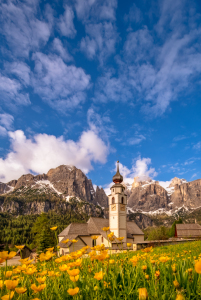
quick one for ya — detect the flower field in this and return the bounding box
[1,241,201,300]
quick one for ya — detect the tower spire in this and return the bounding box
[112,161,123,184]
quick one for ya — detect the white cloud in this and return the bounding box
[32,52,91,112]
[58,5,76,38]
[0,113,14,130]
[75,0,117,22]
[0,126,7,137]
[94,1,201,117]
[127,135,146,145]
[0,1,51,57]
[0,74,30,108]
[193,142,201,150]
[81,22,118,64]
[5,62,31,86]
[52,38,73,62]
[0,129,109,182]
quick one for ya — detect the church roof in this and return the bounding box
[58,223,88,237]
[127,222,144,235]
[58,217,144,247]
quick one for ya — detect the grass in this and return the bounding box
[0,241,201,299]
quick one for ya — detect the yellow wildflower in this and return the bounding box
[159,256,169,263]
[1,291,15,300]
[91,235,99,240]
[67,287,79,296]
[155,270,160,277]
[70,275,79,282]
[94,286,98,291]
[138,287,148,299]
[0,280,3,289]
[46,247,54,251]
[173,280,180,289]
[59,264,69,272]
[176,295,185,300]
[67,269,80,276]
[127,243,132,247]
[109,259,115,264]
[145,274,149,280]
[31,284,46,293]
[36,277,46,284]
[4,280,18,290]
[15,287,27,294]
[94,271,105,280]
[71,239,78,243]
[62,239,69,244]
[116,237,124,241]
[5,271,12,278]
[102,227,110,231]
[0,258,5,264]
[50,226,57,230]
[195,260,201,274]
[48,271,55,277]
[0,251,16,260]
[130,256,138,266]
[142,265,147,271]
[15,245,24,250]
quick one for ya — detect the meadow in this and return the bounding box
[0,239,201,300]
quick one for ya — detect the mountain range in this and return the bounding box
[1,165,201,227]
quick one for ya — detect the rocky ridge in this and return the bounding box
[0,165,108,217]
[126,176,201,216]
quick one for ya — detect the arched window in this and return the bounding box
[121,197,124,204]
[112,197,115,204]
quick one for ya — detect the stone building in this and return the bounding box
[58,162,144,254]
[175,223,201,238]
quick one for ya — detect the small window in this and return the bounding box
[101,236,103,243]
[112,197,115,204]
[92,239,96,247]
[113,189,114,192]
[121,197,124,204]
[122,188,123,192]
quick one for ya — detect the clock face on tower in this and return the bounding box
[120,204,125,211]
[111,204,116,211]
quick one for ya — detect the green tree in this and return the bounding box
[37,227,54,253]
[169,218,183,237]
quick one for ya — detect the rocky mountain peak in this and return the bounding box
[168,177,187,188]
[0,164,108,208]
[132,175,152,188]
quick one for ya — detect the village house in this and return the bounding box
[175,223,201,239]
[58,161,144,254]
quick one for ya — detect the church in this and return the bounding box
[58,162,144,254]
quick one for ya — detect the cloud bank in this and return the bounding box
[0,129,109,183]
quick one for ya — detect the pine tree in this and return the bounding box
[37,227,53,254]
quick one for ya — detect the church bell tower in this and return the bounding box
[108,161,127,244]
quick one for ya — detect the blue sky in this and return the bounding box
[1,0,201,192]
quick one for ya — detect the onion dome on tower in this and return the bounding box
[112,161,123,184]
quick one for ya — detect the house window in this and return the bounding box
[112,197,115,204]
[122,188,123,192]
[101,236,103,243]
[121,197,124,204]
[92,239,96,247]
[113,189,114,192]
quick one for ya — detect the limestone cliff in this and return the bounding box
[0,165,108,208]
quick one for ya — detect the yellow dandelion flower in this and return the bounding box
[67,269,80,276]
[102,227,110,231]
[70,275,79,282]
[138,287,148,299]
[36,277,46,284]
[31,284,46,293]
[15,245,24,250]
[67,287,79,296]
[94,271,105,280]
[50,226,57,231]
[5,271,12,278]
[15,287,27,294]
[4,280,18,290]
[195,260,201,274]
[1,291,15,300]
[173,280,180,289]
